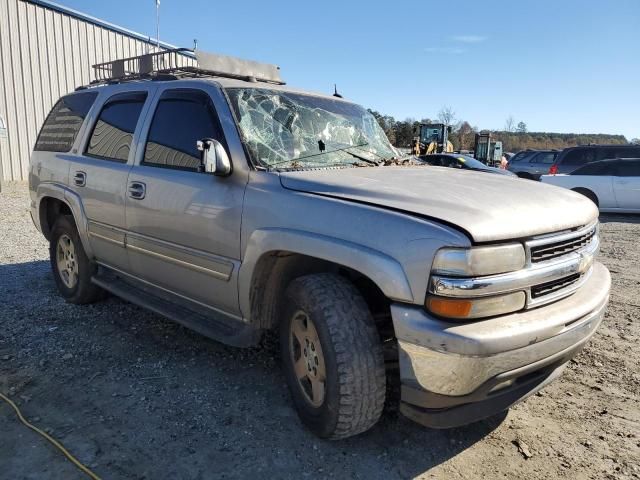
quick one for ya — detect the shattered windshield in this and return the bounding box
[226,88,399,169]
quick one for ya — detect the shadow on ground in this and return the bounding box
[0,260,507,479]
[599,212,640,224]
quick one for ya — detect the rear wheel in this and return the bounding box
[280,273,386,439]
[49,215,104,304]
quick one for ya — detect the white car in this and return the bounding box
[541,158,640,213]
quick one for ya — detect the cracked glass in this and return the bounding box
[226,88,398,169]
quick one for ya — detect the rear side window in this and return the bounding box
[618,160,640,177]
[143,89,226,171]
[34,92,98,152]
[572,161,616,175]
[561,149,597,166]
[86,92,147,162]
[531,152,556,164]
[615,147,640,159]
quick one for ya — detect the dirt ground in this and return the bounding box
[1,182,638,479]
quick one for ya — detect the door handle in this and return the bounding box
[73,171,86,187]
[128,181,146,200]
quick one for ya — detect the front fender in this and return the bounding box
[36,182,94,259]
[238,227,414,319]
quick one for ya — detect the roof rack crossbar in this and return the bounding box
[89,48,284,87]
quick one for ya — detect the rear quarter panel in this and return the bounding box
[540,175,615,208]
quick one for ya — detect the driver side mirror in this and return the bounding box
[197,138,232,176]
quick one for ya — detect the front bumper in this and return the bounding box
[392,261,610,428]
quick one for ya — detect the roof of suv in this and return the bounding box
[78,76,351,104]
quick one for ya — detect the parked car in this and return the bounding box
[421,153,517,176]
[541,158,640,212]
[548,144,640,175]
[29,49,610,440]
[507,149,538,165]
[507,150,559,180]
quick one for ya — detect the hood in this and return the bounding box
[279,166,598,243]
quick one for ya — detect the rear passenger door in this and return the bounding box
[613,160,640,210]
[69,89,153,271]
[124,86,247,315]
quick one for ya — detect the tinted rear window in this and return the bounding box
[86,92,147,162]
[561,148,597,166]
[572,161,616,175]
[34,92,98,152]
[618,160,640,176]
[531,152,557,164]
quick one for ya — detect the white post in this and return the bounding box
[155,0,160,50]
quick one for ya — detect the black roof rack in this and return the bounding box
[82,48,284,89]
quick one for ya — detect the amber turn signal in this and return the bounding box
[425,292,526,320]
[425,297,473,319]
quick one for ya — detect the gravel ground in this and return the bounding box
[1,182,639,479]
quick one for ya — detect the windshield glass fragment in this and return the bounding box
[226,88,399,169]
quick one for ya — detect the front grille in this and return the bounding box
[531,273,581,299]
[530,227,596,263]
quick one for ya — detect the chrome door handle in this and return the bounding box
[73,171,86,187]
[128,181,146,200]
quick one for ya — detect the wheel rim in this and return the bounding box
[56,234,78,289]
[289,310,326,407]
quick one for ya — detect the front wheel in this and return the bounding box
[49,215,104,304]
[280,273,386,439]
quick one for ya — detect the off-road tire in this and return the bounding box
[49,215,104,304]
[280,273,386,439]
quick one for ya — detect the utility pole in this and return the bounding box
[155,0,160,49]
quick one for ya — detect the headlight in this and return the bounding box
[425,291,526,320]
[427,244,527,320]
[431,244,525,277]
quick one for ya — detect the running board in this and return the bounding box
[91,270,260,347]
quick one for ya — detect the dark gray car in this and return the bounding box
[421,153,517,176]
[508,150,559,180]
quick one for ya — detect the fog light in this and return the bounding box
[426,291,526,320]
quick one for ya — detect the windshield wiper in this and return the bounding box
[343,149,382,166]
[266,143,372,170]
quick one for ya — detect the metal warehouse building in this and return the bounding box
[0,0,193,181]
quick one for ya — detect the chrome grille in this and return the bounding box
[528,223,597,264]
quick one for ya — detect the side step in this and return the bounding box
[92,269,261,348]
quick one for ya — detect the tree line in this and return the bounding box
[368,107,631,153]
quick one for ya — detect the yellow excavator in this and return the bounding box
[413,123,454,156]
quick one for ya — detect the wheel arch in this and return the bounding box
[571,187,599,207]
[238,228,414,330]
[36,183,94,258]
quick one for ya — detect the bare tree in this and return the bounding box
[631,138,640,145]
[504,115,516,132]
[437,106,456,126]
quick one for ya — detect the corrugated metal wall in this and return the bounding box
[0,0,194,181]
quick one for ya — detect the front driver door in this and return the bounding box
[124,86,248,315]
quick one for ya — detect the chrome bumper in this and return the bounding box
[393,261,610,427]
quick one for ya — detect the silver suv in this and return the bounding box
[29,50,610,439]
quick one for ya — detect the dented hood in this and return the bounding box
[279,166,599,243]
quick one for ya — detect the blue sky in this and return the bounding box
[62,0,639,139]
